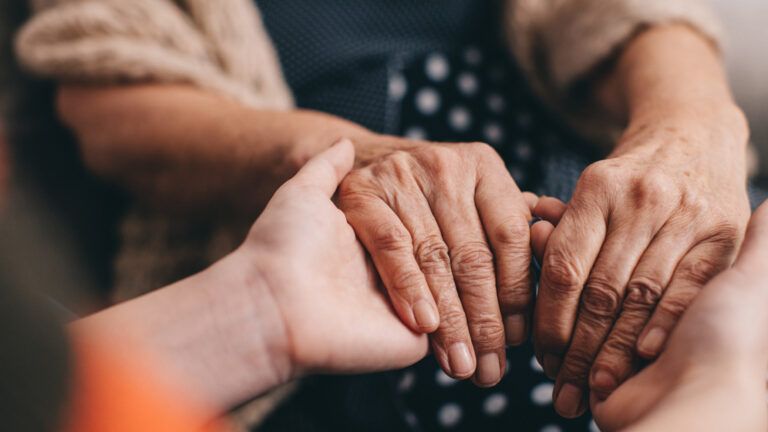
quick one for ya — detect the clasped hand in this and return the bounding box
[334,128,748,416]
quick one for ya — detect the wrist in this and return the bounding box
[204,249,296,394]
[617,102,749,158]
[74,251,295,411]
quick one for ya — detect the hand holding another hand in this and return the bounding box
[241,139,429,378]
[339,137,535,386]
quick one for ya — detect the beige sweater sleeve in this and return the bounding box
[15,0,293,109]
[505,0,724,140]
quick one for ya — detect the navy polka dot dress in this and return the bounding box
[257,1,597,431]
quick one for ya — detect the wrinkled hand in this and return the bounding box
[534,119,750,417]
[591,202,768,432]
[243,140,429,378]
[339,137,534,386]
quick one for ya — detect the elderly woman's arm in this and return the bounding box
[56,84,371,214]
[536,24,751,418]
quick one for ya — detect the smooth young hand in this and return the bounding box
[241,139,429,379]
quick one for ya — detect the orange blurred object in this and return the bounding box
[63,338,229,432]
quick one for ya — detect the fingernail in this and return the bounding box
[476,353,502,386]
[543,354,561,379]
[592,369,618,395]
[412,300,439,331]
[555,384,584,418]
[639,328,667,357]
[504,314,527,346]
[448,343,475,377]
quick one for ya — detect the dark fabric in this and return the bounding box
[258,0,501,133]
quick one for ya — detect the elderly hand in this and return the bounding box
[535,110,751,417]
[590,203,768,432]
[339,136,534,386]
[242,140,428,378]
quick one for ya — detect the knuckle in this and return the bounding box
[625,276,665,309]
[560,349,594,382]
[542,251,584,297]
[390,269,425,298]
[679,191,709,216]
[658,292,696,320]
[450,243,495,281]
[581,161,615,184]
[497,281,532,313]
[421,146,459,176]
[601,330,638,361]
[414,235,452,276]
[678,256,726,286]
[465,141,496,157]
[371,223,412,253]
[468,316,506,349]
[629,175,672,208]
[491,216,531,250]
[437,306,469,338]
[580,281,622,322]
[707,222,742,248]
[375,151,415,182]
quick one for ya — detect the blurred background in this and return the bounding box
[0,1,765,430]
[711,0,768,175]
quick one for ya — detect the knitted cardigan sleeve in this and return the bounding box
[16,0,724,137]
[15,0,293,109]
[505,0,724,141]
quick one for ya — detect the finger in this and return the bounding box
[523,192,540,212]
[637,237,738,359]
[389,185,476,379]
[476,168,533,347]
[554,214,658,418]
[431,177,506,387]
[534,196,568,225]
[531,220,555,263]
[340,192,437,335]
[589,219,695,399]
[287,139,355,196]
[535,195,607,379]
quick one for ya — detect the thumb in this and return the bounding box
[286,139,355,197]
[734,201,768,272]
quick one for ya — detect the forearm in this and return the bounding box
[58,85,372,214]
[68,249,290,412]
[598,24,748,154]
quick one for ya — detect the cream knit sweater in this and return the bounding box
[13,0,724,427]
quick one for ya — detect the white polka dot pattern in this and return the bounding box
[389,74,408,100]
[426,53,450,82]
[457,72,479,96]
[416,88,441,115]
[483,393,508,416]
[531,382,555,406]
[435,369,458,387]
[437,403,463,428]
[449,106,472,131]
[397,371,416,393]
